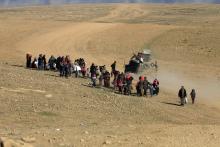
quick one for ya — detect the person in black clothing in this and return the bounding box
[143,77,149,97]
[59,56,65,77]
[124,75,133,95]
[136,76,143,96]
[56,56,62,71]
[90,63,96,76]
[38,54,44,70]
[26,53,32,68]
[190,89,196,104]
[90,63,97,87]
[178,86,187,106]
[31,58,37,69]
[42,55,47,70]
[111,61,116,76]
[64,55,71,78]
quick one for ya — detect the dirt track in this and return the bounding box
[0,4,220,147]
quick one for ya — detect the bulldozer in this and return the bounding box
[125,49,155,73]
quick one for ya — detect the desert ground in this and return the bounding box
[0,4,220,147]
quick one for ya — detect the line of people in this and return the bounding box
[26,53,86,78]
[26,53,198,106]
[26,54,47,70]
[26,54,160,97]
[136,77,159,97]
[90,61,160,97]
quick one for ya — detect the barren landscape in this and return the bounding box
[0,4,220,147]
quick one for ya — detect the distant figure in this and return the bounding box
[148,83,154,97]
[90,63,97,87]
[124,74,133,95]
[153,78,159,87]
[59,56,65,77]
[178,86,187,106]
[98,65,105,86]
[136,76,144,96]
[73,63,81,78]
[31,57,37,69]
[64,55,71,78]
[190,89,196,104]
[113,70,120,89]
[42,55,47,70]
[117,72,124,93]
[103,71,111,88]
[56,56,62,70]
[153,78,160,95]
[81,64,86,78]
[38,54,44,70]
[48,55,56,70]
[111,61,116,76]
[26,53,32,68]
[143,77,149,97]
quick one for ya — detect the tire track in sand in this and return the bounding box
[16,22,117,64]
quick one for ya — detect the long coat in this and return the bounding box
[178,88,187,98]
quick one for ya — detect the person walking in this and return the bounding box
[103,71,111,88]
[38,54,44,70]
[190,89,196,104]
[111,61,116,76]
[143,77,149,97]
[48,55,56,70]
[59,56,65,77]
[136,76,144,96]
[42,55,47,70]
[124,74,133,95]
[90,63,97,87]
[178,86,187,106]
[26,53,32,68]
[153,78,160,95]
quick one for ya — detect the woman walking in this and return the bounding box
[190,89,196,104]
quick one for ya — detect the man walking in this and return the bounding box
[178,86,187,106]
[143,77,149,97]
[111,61,116,76]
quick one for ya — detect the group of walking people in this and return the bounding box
[136,77,159,97]
[26,53,199,106]
[178,86,196,106]
[26,53,86,78]
[26,54,160,97]
[26,53,47,70]
[90,61,160,97]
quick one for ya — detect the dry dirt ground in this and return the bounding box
[0,4,220,147]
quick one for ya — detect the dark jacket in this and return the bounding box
[178,88,187,98]
[143,80,149,89]
[190,90,196,99]
[111,63,116,71]
[126,77,133,86]
[136,81,143,90]
[90,65,96,75]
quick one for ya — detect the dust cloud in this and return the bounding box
[157,69,220,102]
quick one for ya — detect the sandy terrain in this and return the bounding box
[0,4,220,147]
